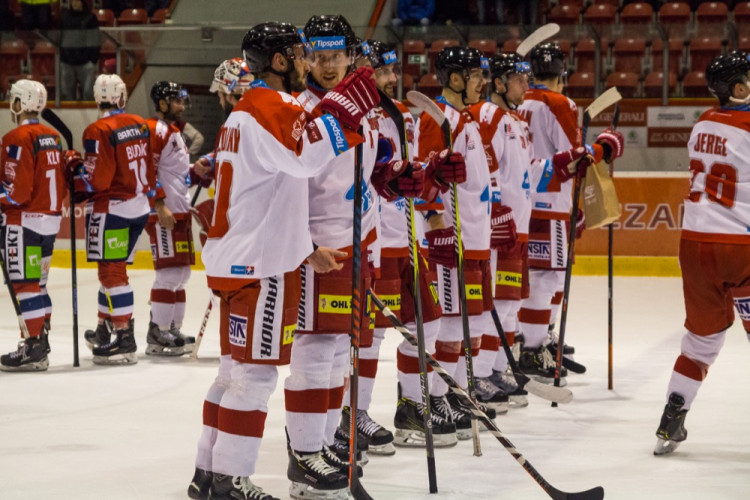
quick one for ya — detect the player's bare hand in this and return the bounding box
[308,246,346,273]
[156,202,176,230]
[192,157,212,178]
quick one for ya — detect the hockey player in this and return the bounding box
[187,22,379,500]
[144,81,196,356]
[413,45,498,439]
[516,43,623,383]
[654,51,750,455]
[69,73,159,365]
[0,79,66,371]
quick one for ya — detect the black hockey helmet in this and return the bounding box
[150,81,183,108]
[435,46,486,86]
[489,52,531,82]
[529,42,566,79]
[364,39,399,69]
[242,22,303,74]
[303,14,358,53]
[706,51,750,104]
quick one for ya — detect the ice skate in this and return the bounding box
[474,377,509,415]
[334,426,368,453]
[287,449,349,500]
[654,393,688,456]
[92,320,137,365]
[548,325,575,355]
[393,395,457,448]
[519,345,567,386]
[341,405,395,456]
[170,322,195,353]
[322,441,364,476]
[489,369,528,408]
[331,427,369,467]
[84,319,112,351]
[444,392,497,435]
[145,321,186,356]
[430,394,474,440]
[0,335,49,372]
[188,467,212,500]
[208,473,279,500]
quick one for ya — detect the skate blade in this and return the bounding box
[485,401,509,415]
[533,375,567,387]
[654,437,681,456]
[393,429,457,448]
[0,357,49,372]
[366,442,396,456]
[509,395,529,408]
[289,482,350,500]
[145,345,186,357]
[182,343,195,354]
[92,353,137,365]
[456,428,472,440]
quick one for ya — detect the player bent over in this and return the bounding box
[186,22,375,500]
[69,74,160,365]
[0,80,66,371]
[655,52,750,455]
[144,81,195,356]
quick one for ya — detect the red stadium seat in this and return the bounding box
[401,73,415,93]
[547,4,580,25]
[117,8,148,25]
[501,38,522,53]
[150,8,168,24]
[735,2,750,36]
[0,39,29,79]
[652,38,684,75]
[567,72,596,98]
[621,2,654,24]
[428,39,461,72]
[30,41,55,77]
[606,72,640,98]
[584,3,617,28]
[696,2,728,23]
[738,35,750,52]
[689,36,723,72]
[575,38,609,74]
[94,8,115,27]
[682,71,710,97]
[468,38,498,56]
[403,39,426,77]
[613,38,648,75]
[658,2,691,24]
[557,0,586,6]
[643,71,677,98]
[416,73,442,99]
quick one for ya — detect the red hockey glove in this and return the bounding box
[319,67,380,130]
[63,150,94,203]
[490,204,517,250]
[422,149,467,202]
[552,147,591,182]
[190,198,215,246]
[595,129,624,163]
[371,160,425,201]
[425,227,457,268]
[575,208,586,239]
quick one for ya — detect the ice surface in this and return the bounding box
[2,269,749,499]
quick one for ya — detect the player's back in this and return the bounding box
[683,107,750,242]
[146,117,190,214]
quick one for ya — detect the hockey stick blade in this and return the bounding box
[516,23,561,57]
[41,108,74,150]
[372,292,601,499]
[406,90,453,149]
[584,87,622,123]
[562,355,586,374]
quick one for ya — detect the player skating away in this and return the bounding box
[187,21,377,500]
[69,74,159,365]
[0,80,66,371]
[516,43,623,383]
[412,46,499,439]
[655,52,750,456]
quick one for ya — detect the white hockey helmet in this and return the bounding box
[94,73,128,108]
[8,79,47,122]
[210,57,254,95]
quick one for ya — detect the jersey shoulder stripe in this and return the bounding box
[234,86,308,154]
[697,108,750,133]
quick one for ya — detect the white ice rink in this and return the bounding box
[2,268,749,499]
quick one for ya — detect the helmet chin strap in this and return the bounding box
[269,57,294,93]
[447,73,469,106]
[494,77,517,110]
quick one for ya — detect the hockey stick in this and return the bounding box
[190,293,213,360]
[378,90,438,492]
[0,250,31,339]
[348,127,372,500]
[490,307,573,404]
[516,23,561,57]
[607,104,621,390]
[371,291,603,500]
[552,88,622,405]
[407,90,481,456]
[41,108,79,366]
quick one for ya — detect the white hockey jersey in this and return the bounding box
[413,99,491,257]
[683,107,750,244]
[296,88,379,254]
[517,85,581,220]
[202,80,361,290]
[147,117,191,214]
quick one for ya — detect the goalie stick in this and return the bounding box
[371,291,604,500]
[407,89,482,456]
[552,88,622,404]
[41,107,80,367]
[516,23,561,57]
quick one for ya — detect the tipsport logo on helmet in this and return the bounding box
[383,51,398,65]
[310,36,346,51]
[515,61,531,73]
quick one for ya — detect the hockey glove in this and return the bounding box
[319,67,380,130]
[422,149,467,202]
[63,150,94,203]
[595,129,624,163]
[371,160,425,201]
[490,204,517,250]
[552,147,592,182]
[190,199,214,246]
[575,208,586,239]
[425,227,457,268]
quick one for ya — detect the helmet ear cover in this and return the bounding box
[706,51,750,104]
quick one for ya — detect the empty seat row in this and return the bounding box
[94,8,169,26]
